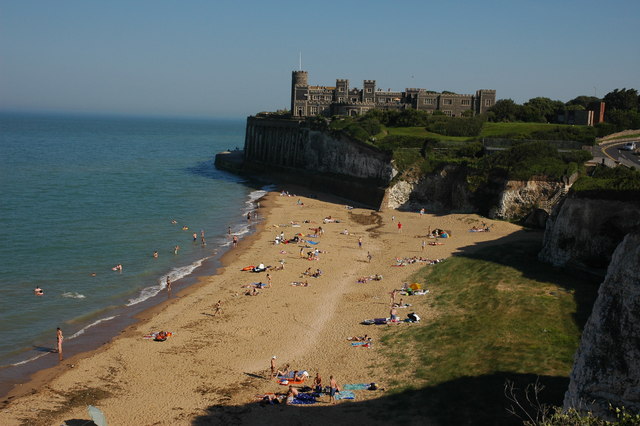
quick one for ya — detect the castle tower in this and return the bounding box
[363,80,376,103]
[291,71,309,117]
[475,89,496,114]
[335,79,349,103]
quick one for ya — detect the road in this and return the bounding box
[601,141,640,169]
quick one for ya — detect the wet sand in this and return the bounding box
[0,188,525,425]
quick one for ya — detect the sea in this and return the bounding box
[0,113,269,394]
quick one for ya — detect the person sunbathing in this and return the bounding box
[286,385,299,404]
[276,364,290,377]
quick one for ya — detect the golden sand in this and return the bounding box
[0,188,524,425]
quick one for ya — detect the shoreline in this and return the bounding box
[0,188,270,403]
[0,187,526,425]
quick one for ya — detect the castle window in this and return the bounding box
[485,99,492,106]
[461,99,471,106]
[338,87,345,92]
[424,98,434,105]
[311,106,318,114]
[443,99,453,105]
[443,110,452,116]
[366,88,372,93]
[338,97,344,102]
[325,96,331,101]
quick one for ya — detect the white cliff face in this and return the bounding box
[563,232,640,418]
[489,180,564,220]
[386,180,415,209]
[538,198,640,269]
[305,130,395,183]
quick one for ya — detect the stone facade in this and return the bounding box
[291,70,496,118]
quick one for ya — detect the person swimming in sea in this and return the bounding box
[34,286,44,296]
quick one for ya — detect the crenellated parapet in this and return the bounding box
[291,70,496,118]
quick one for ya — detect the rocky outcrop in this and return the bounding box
[563,232,640,418]
[386,165,474,212]
[538,198,640,269]
[488,180,565,220]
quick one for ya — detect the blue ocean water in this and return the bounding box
[0,113,263,369]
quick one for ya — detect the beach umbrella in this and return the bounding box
[87,405,108,426]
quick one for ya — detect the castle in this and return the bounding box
[291,70,496,118]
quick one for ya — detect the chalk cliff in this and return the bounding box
[563,232,640,418]
[538,198,640,269]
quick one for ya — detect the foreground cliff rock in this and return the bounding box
[563,232,640,418]
[539,197,640,269]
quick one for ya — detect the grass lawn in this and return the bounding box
[382,122,590,143]
[375,238,600,425]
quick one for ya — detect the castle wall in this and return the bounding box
[291,70,496,118]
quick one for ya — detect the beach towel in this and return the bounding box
[279,370,308,379]
[305,240,319,245]
[351,342,371,347]
[343,383,370,390]
[334,390,355,400]
[289,393,317,405]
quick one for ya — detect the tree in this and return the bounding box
[523,97,565,123]
[604,88,639,112]
[488,99,520,122]
[566,95,600,109]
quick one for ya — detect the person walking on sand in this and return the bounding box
[421,240,426,251]
[367,251,372,263]
[358,237,362,249]
[166,277,172,296]
[270,356,277,378]
[266,273,272,288]
[329,375,340,404]
[213,300,222,316]
[397,222,402,233]
[390,289,398,305]
[56,328,63,361]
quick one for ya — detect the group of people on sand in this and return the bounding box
[269,357,341,405]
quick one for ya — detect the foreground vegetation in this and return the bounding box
[375,239,608,424]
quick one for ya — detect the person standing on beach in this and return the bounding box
[56,328,63,361]
[397,222,402,233]
[329,375,340,404]
[421,240,426,251]
[266,273,272,288]
[247,212,251,222]
[270,356,277,378]
[213,300,222,316]
[367,251,372,263]
[232,235,238,248]
[358,237,362,249]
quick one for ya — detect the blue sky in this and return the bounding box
[1,0,638,118]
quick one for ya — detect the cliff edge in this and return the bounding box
[563,232,640,418]
[538,197,640,270]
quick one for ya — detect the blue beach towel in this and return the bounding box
[334,390,355,400]
[305,240,319,245]
[290,393,317,405]
[343,383,369,390]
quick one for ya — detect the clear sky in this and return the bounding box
[1,0,638,118]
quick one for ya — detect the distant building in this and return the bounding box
[291,70,496,118]
[557,102,606,126]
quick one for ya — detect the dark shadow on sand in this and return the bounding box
[192,372,568,426]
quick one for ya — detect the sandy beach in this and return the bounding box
[0,187,524,425]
